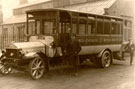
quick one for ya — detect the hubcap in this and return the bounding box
[102,51,111,68]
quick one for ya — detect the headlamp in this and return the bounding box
[2,49,6,55]
[49,41,55,48]
[19,50,25,56]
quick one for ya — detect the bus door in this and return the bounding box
[58,11,72,52]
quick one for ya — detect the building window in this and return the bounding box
[17,25,25,41]
[2,28,8,44]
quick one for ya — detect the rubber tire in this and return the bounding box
[100,50,112,68]
[0,64,12,75]
[0,56,12,75]
[29,56,45,80]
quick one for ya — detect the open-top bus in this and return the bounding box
[0,8,131,79]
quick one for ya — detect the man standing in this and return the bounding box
[123,38,135,65]
[65,34,81,75]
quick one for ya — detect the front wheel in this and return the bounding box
[100,50,112,68]
[0,56,12,75]
[0,64,12,75]
[29,56,45,80]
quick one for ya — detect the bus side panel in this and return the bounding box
[77,35,122,55]
[79,44,121,55]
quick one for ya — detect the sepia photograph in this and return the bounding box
[0,0,134,89]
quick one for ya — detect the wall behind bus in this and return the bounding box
[0,23,27,49]
[133,5,135,43]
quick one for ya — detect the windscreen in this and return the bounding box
[27,11,56,35]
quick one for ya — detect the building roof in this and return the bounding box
[14,0,51,9]
[64,0,116,15]
[106,0,134,17]
[3,0,116,24]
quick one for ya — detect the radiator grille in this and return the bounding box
[5,49,20,59]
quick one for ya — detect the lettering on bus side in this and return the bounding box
[77,36,122,45]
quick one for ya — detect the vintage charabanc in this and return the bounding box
[0,8,129,79]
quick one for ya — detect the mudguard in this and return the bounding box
[97,49,111,58]
[23,52,39,59]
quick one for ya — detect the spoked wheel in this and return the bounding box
[0,64,12,75]
[29,56,45,80]
[100,50,112,68]
[0,56,12,75]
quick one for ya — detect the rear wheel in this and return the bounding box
[100,50,112,68]
[29,56,45,80]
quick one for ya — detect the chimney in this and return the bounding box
[19,0,28,5]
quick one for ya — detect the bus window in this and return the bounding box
[65,23,70,32]
[72,23,77,34]
[111,23,117,34]
[88,21,96,34]
[59,11,71,33]
[97,21,103,34]
[91,23,96,34]
[28,19,35,35]
[43,19,55,34]
[59,23,62,33]
[79,19,86,35]
[104,22,110,34]
[44,21,53,34]
[59,22,71,33]
[88,23,92,34]
[59,22,67,33]
[117,23,121,34]
[72,19,78,34]
[36,20,40,34]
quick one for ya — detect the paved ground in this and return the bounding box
[0,57,134,89]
